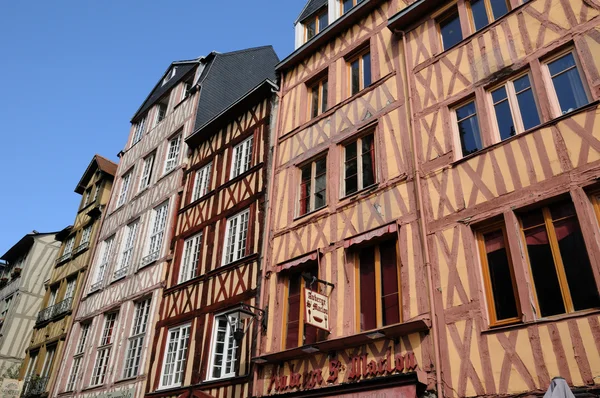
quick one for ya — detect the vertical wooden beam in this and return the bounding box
[570,187,600,289]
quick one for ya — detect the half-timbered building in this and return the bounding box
[143,46,278,398]
[255,0,437,396]
[51,58,204,398]
[388,0,600,395]
[19,155,116,397]
[0,231,61,383]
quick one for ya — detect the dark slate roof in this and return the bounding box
[297,0,328,23]
[131,61,198,122]
[193,46,279,132]
[75,154,117,194]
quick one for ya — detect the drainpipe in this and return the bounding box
[252,74,285,396]
[397,29,444,398]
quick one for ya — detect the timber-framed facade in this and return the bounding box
[143,46,279,398]
[20,155,116,397]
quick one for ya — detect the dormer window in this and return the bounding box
[305,8,328,41]
[154,94,170,127]
[162,67,177,86]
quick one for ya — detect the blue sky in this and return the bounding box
[0,1,305,254]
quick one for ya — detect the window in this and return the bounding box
[63,236,76,257]
[132,117,146,145]
[208,313,239,380]
[160,324,190,389]
[40,345,56,379]
[181,82,191,101]
[65,278,77,300]
[67,323,90,391]
[116,171,132,208]
[83,188,92,207]
[144,202,169,265]
[92,237,114,289]
[80,225,93,247]
[520,200,600,317]
[468,0,510,31]
[343,133,376,196]
[357,240,401,331]
[25,351,38,379]
[179,233,202,283]
[123,299,151,379]
[230,136,253,178]
[1,295,13,318]
[192,162,212,201]
[154,94,170,126]
[477,224,520,325]
[92,183,101,203]
[48,287,58,308]
[305,8,328,41]
[343,0,365,14]
[222,209,250,265]
[139,153,155,192]
[454,100,482,157]
[91,313,118,386]
[164,135,181,174]
[438,7,462,50]
[489,73,540,140]
[115,221,139,279]
[309,77,328,118]
[162,67,177,86]
[285,265,319,349]
[349,50,371,96]
[545,51,589,115]
[298,156,327,216]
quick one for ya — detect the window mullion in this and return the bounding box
[506,81,524,135]
[374,246,383,328]
[357,137,364,190]
[542,207,574,313]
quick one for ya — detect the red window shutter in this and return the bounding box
[359,247,377,331]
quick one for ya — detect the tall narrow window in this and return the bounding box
[545,51,589,115]
[78,225,93,251]
[179,233,202,283]
[349,50,371,96]
[208,313,239,380]
[192,162,212,202]
[47,287,58,308]
[310,77,328,119]
[454,100,482,157]
[305,8,328,41]
[40,345,56,380]
[83,188,92,207]
[64,278,77,300]
[438,7,462,50]
[143,202,169,266]
[285,264,319,349]
[520,201,600,317]
[230,136,253,178]
[223,209,250,265]
[62,236,76,259]
[132,117,146,145]
[1,295,13,318]
[115,221,139,279]
[124,299,151,379]
[160,324,190,389]
[139,153,155,192]
[478,225,520,325]
[344,133,376,196]
[92,183,101,203]
[91,313,118,386]
[164,135,181,174]
[181,82,191,101]
[357,240,401,331]
[299,156,327,216]
[490,73,541,140]
[468,0,509,31]
[92,237,114,290]
[155,103,168,126]
[116,171,132,208]
[67,323,89,391]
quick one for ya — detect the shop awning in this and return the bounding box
[276,250,319,273]
[344,223,398,249]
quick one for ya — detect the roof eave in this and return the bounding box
[276,0,384,72]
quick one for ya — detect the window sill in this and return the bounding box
[294,205,328,222]
[482,308,600,334]
[449,100,600,168]
[339,183,379,203]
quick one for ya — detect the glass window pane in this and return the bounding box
[311,86,319,118]
[306,20,316,40]
[494,99,516,140]
[551,67,588,114]
[524,224,565,317]
[456,102,482,156]
[318,11,328,31]
[359,247,377,331]
[314,175,327,209]
[363,52,372,88]
[491,86,508,103]
[490,0,509,20]
[380,241,400,326]
[321,81,328,112]
[515,89,540,130]
[315,158,327,175]
[343,0,353,13]
[361,136,375,188]
[351,59,360,95]
[456,101,477,120]
[439,11,462,50]
[470,0,490,31]
[548,53,576,76]
[553,217,600,311]
[483,230,519,321]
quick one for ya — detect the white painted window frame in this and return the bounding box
[159,323,190,389]
[192,162,212,202]
[230,136,253,179]
[178,232,202,284]
[123,299,151,379]
[164,135,181,174]
[207,313,239,381]
[222,209,250,266]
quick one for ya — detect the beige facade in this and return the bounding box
[18,155,116,397]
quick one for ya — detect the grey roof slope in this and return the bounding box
[131,60,199,122]
[193,46,279,132]
[297,0,328,23]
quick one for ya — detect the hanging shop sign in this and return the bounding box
[304,288,329,331]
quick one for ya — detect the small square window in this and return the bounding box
[438,7,462,50]
[545,51,590,116]
[453,100,483,157]
[309,77,328,119]
[349,50,371,96]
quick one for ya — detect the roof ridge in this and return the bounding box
[217,45,275,57]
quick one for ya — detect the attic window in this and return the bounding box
[162,67,177,86]
[305,8,328,41]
